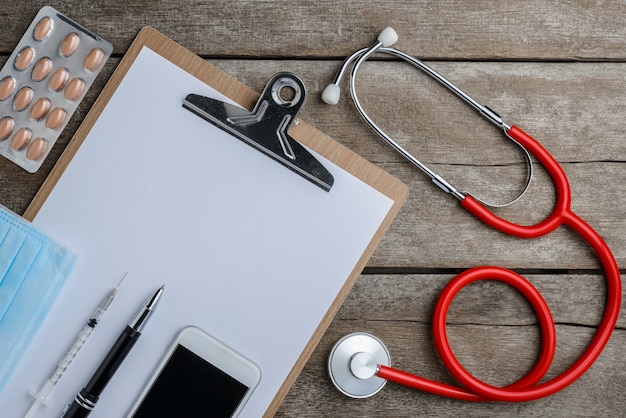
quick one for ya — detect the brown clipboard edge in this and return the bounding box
[24,26,409,416]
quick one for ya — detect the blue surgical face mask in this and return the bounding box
[0,205,76,391]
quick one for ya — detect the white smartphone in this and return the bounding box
[126,326,261,417]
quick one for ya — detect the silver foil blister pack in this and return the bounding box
[0,6,112,172]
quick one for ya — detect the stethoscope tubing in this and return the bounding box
[461,126,569,238]
[333,32,622,402]
[378,216,621,402]
[378,135,621,401]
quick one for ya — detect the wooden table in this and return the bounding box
[2,2,624,416]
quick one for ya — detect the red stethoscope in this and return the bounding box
[323,28,621,402]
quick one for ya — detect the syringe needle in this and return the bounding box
[23,274,125,418]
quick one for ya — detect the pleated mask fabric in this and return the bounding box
[0,205,76,391]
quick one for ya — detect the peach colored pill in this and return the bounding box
[14,46,35,71]
[60,33,80,57]
[33,17,53,41]
[13,87,34,111]
[83,48,104,72]
[64,77,86,101]
[26,137,48,161]
[11,127,32,150]
[32,57,53,81]
[49,67,69,91]
[45,107,67,130]
[0,77,16,101]
[0,117,15,140]
[30,97,51,120]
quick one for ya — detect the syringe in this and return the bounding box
[24,275,125,418]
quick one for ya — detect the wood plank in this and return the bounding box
[3,2,626,60]
[372,160,626,269]
[275,273,625,417]
[209,60,626,164]
[334,274,626,329]
[276,321,626,417]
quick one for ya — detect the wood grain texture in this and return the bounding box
[275,274,626,417]
[277,320,626,417]
[2,1,626,60]
[1,2,624,416]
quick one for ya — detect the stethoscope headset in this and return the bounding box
[322,28,621,402]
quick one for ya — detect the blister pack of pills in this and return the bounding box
[0,6,112,172]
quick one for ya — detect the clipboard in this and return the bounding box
[8,27,408,417]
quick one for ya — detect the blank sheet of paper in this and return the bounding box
[0,47,393,417]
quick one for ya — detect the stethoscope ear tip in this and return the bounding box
[321,27,398,106]
[378,27,398,47]
[321,83,340,105]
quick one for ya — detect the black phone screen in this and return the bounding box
[131,344,249,417]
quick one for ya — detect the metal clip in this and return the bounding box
[183,72,334,192]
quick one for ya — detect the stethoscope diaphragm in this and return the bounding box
[328,332,390,398]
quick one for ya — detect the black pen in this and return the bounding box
[59,285,164,418]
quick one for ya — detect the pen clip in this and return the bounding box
[183,72,334,192]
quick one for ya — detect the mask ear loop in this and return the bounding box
[335,39,534,208]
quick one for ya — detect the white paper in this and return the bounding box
[0,47,393,417]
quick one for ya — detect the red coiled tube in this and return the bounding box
[376,126,621,402]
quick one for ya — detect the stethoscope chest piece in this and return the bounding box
[328,332,390,398]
